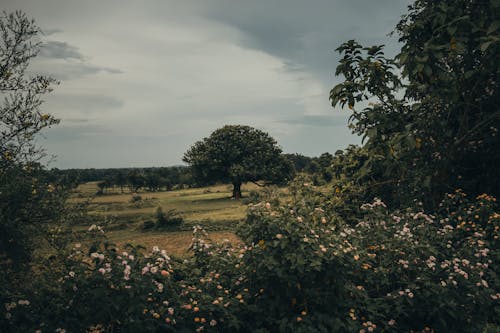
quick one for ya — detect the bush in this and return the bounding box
[130,194,142,203]
[142,207,183,230]
[241,190,262,205]
[3,188,498,332]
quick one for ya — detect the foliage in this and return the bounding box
[143,207,184,230]
[3,3,500,332]
[3,187,498,332]
[0,10,65,307]
[183,125,294,199]
[49,165,197,193]
[330,0,500,208]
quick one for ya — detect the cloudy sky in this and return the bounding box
[3,0,412,168]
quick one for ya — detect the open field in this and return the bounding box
[70,182,271,256]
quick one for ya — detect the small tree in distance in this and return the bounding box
[183,125,294,199]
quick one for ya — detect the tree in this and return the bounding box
[0,11,64,301]
[1,11,60,261]
[183,125,294,199]
[330,0,499,208]
[127,170,145,192]
[1,11,58,167]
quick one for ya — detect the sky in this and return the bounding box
[3,0,412,169]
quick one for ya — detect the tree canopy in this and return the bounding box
[330,0,500,208]
[183,125,294,198]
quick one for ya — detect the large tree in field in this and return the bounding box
[330,0,499,208]
[183,125,294,199]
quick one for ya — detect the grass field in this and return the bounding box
[70,182,267,256]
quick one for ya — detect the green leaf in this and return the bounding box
[447,25,457,35]
[487,21,500,34]
[480,41,493,51]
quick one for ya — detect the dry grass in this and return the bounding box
[72,182,265,225]
[109,230,241,257]
[69,182,268,254]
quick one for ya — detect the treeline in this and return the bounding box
[48,166,197,193]
[48,152,342,194]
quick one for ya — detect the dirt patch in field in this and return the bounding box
[111,231,241,257]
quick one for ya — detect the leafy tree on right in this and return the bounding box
[330,0,499,208]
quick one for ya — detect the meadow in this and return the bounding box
[69,182,269,256]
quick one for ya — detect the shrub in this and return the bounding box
[142,207,184,230]
[3,189,498,332]
[156,207,183,229]
[130,194,142,203]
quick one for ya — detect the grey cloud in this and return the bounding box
[42,124,106,142]
[46,93,124,115]
[279,114,347,127]
[40,41,84,60]
[200,0,412,84]
[41,28,63,36]
[37,61,123,81]
[36,39,123,80]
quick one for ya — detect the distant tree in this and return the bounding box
[145,171,161,192]
[317,152,334,169]
[283,153,313,173]
[183,125,294,199]
[96,178,112,195]
[127,170,145,192]
[114,171,127,193]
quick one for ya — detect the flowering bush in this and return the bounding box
[2,187,498,332]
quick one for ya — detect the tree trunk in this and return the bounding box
[232,182,242,199]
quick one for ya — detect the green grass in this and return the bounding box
[69,182,270,256]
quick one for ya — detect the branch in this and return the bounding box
[251,180,273,187]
